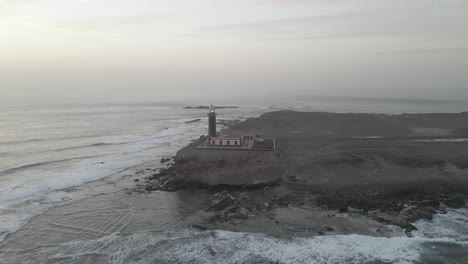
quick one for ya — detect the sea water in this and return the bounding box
[0,97,467,263]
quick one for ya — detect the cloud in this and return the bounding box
[383,46,468,55]
[196,1,468,41]
[53,15,161,32]
[0,0,46,5]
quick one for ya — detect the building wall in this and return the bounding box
[208,114,216,137]
[210,138,241,146]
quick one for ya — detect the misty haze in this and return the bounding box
[1,1,468,263]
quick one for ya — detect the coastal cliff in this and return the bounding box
[174,110,468,194]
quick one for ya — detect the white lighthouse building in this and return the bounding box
[207,105,242,147]
[196,105,274,151]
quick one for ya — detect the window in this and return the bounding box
[211,141,215,145]
[235,141,238,146]
[227,141,230,145]
[219,141,223,145]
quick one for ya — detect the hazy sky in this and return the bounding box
[1,0,467,101]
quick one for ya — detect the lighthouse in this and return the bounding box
[208,105,217,138]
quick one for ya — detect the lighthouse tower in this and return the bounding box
[208,105,217,138]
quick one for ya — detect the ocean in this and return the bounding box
[0,97,467,263]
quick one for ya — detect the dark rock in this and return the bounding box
[316,195,345,209]
[401,222,418,236]
[324,226,334,232]
[145,185,160,192]
[454,160,468,169]
[411,209,434,220]
[230,212,248,220]
[375,217,386,223]
[288,175,299,182]
[134,179,139,182]
[160,157,171,163]
[185,119,201,124]
[162,179,186,191]
[445,197,466,208]
[226,206,239,214]
[210,196,235,211]
[191,224,207,231]
[278,193,303,206]
[338,206,349,213]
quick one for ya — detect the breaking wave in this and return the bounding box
[0,155,103,176]
[2,229,468,264]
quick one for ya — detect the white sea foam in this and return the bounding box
[4,229,466,264]
[0,102,260,244]
[0,118,207,242]
[412,208,468,242]
[413,138,468,142]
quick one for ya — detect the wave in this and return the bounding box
[54,142,118,151]
[2,230,467,264]
[0,155,102,176]
[0,136,95,146]
[413,208,468,241]
[0,133,123,146]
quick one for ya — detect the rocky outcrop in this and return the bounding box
[174,111,468,194]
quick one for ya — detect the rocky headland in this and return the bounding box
[138,111,468,236]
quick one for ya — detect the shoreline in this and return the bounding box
[2,110,468,254]
[137,110,468,237]
[137,161,467,237]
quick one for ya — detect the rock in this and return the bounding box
[278,193,303,206]
[160,157,171,163]
[232,213,248,219]
[288,175,299,182]
[134,179,139,182]
[375,217,386,223]
[145,184,160,192]
[185,119,201,124]
[191,224,207,230]
[401,222,418,236]
[444,197,466,208]
[338,206,349,213]
[162,179,185,191]
[210,196,235,211]
[316,195,345,209]
[325,226,334,232]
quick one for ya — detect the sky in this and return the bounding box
[1,0,467,102]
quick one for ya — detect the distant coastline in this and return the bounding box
[183,105,239,109]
